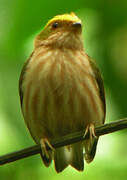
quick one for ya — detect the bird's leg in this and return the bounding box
[84,123,97,141]
[83,124,98,163]
[40,138,54,158]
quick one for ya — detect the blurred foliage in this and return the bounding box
[0,0,127,179]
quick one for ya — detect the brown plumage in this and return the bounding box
[19,13,106,173]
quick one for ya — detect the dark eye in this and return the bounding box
[52,22,59,28]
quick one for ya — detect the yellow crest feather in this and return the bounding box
[45,12,81,28]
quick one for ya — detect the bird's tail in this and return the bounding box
[54,142,84,173]
[40,138,98,172]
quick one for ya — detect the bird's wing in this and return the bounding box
[88,56,106,121]
[19,52,34,107]
[83,56,106,164]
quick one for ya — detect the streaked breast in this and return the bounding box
[21,47,104,141]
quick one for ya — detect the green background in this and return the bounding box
[0,0,127,179]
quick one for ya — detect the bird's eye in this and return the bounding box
[52,22,59,29]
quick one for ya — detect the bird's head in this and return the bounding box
[35,13,84,50]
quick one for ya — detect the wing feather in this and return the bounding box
[19,52,34,106]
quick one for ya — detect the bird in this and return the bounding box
[19,12,106,173]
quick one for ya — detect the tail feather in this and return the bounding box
[70,142,84,171]
[54,147,68,173]
[40,137,98,172]
[54,142,84,173]
[84,137,98,163]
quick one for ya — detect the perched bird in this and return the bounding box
[19,13,106,173]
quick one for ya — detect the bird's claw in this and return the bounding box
[40,138,54,159]
[83,123,97,141]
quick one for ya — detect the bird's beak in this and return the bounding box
[72,22,82,29]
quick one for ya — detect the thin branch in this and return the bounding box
[0,118,127,166]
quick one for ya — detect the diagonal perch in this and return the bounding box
[0,118,127,166]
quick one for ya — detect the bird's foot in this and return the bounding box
[84,123,97,141]
[40,138,54,159]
